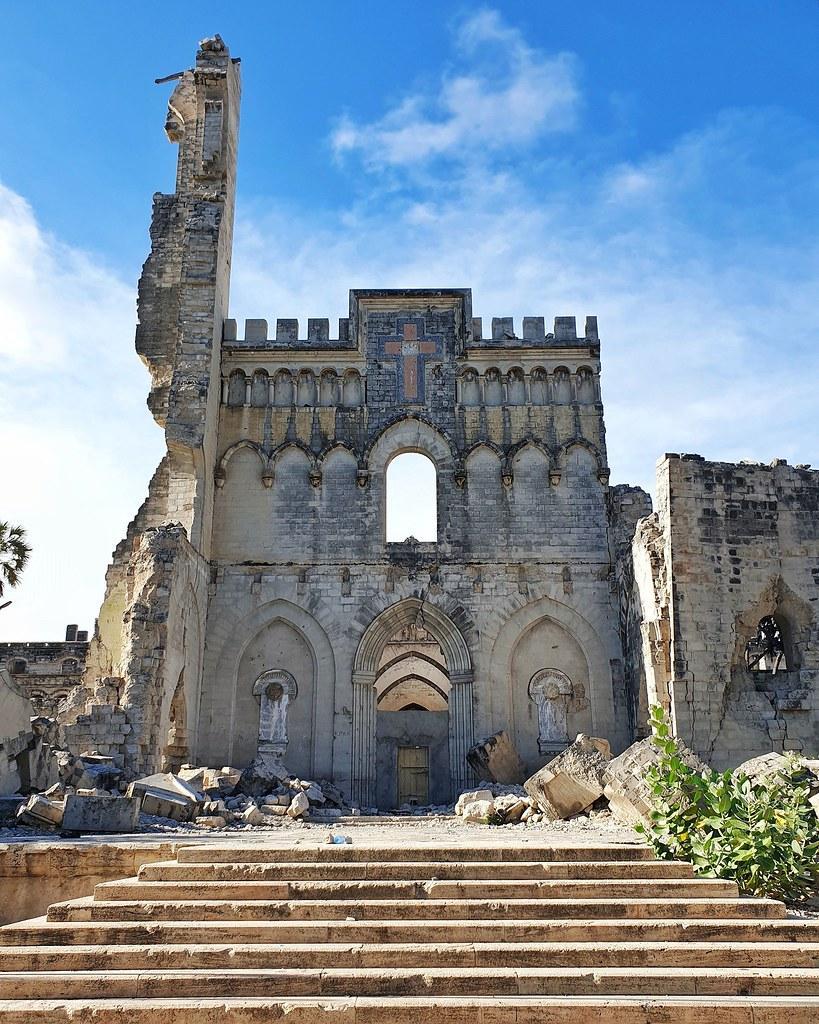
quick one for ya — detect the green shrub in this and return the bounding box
[635,705,819,902]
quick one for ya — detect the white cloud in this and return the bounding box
[0,184,164,640]
[331,9,579,168]
[233,105,819,495]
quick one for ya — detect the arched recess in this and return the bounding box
[351,597,473,806]
[208,598,336,779]
[465,444,504,551]
[489,595,618,764]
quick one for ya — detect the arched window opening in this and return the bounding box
[745,615,788,673]
[386,452,437,542]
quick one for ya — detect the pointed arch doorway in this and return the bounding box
[351,597,474,808]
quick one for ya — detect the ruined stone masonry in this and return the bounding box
[4,35,816,804]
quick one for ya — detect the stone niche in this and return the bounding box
[232,620,314,778]
[510,617,592,773]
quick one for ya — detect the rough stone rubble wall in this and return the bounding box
[631,454,819,768]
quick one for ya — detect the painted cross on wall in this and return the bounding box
[378,317,444,403]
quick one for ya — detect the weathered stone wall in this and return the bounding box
[631,454,819,767]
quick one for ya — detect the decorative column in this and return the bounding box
[350,673,377,808]
[448,672,475,794]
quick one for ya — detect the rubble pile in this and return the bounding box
[454,732,819,831]
[14,751,360,834]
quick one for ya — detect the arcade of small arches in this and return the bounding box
[457,365,599,407]
[222,367,364,408]
[214,431,609,492]
[220,364,600,410]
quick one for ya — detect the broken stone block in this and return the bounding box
[240,803,265,825]
[195,815,227,829]
[16,793,65,829]
[733,751,788,786]
[61,794,141,834]
[137,789,196,821]
[305,784,325,804]
[602,736,705,826]
[237,756,290,798]
[524,735,611,820]
[72,755,122,792]
[127,772,203,821]
[494,793,529,823]
[129,772,204,802]
[461,798,495,823]
[467,730,526,784]
[261,803,288,817]
[455,788,494,815]
[316,779,345,807]
[288,791,310,818]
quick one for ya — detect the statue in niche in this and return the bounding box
[528,668,573,755]
[252,669,298,767]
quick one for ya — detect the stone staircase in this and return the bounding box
[1,840,818,1021]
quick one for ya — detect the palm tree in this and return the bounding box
[0,522,31,598]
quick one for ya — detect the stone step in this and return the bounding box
[46,895,785,923]
[3,966,819,998]
[1,995,818,1024]
[138,859,697,882]
[5,917,816,947]
[94,877,738,903]
[2,940,818,972]
[175,844,655,864]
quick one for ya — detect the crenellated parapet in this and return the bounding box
[223,317,354,349]
[221,311,599,353]
[470,314,599,349]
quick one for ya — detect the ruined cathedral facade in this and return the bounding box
[61,37,818,806]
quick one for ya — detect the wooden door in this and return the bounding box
[397,745,429,806]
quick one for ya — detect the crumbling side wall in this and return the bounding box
[64,526,209,779]
[637,454,819,768]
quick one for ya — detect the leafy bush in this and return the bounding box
[635,705,819,902]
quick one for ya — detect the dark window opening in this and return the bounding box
[745,616,787,673]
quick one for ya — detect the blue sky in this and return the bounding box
[1,2,818,638]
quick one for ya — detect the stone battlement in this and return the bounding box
[223,314,599,350]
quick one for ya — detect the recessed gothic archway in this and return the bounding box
[351,596,473,806]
